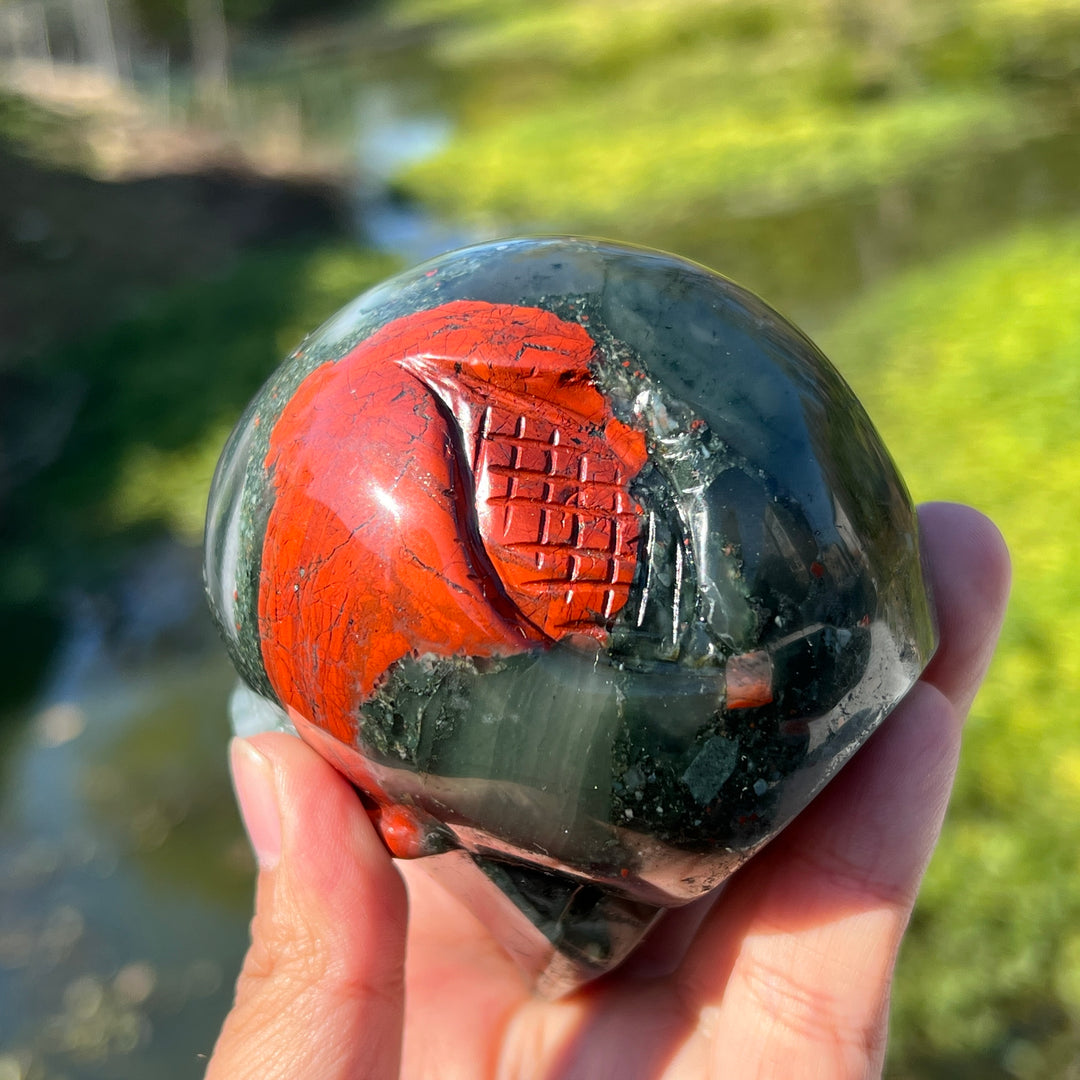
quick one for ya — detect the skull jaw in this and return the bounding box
[415,849,668,998]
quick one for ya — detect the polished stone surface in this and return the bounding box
[205,237,936,993]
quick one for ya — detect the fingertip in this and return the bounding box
[917,502,1011,713]
[919,501,1011,586]
[229,731,409,991]
[241,730,406,916]
[229,738,282,871]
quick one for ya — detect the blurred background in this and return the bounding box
[0,0,1077,1076]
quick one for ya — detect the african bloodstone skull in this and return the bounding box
[205,237,936,994]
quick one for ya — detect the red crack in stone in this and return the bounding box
[259,301,647,741]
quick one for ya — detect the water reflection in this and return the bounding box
[351,86,482,259]
[0,547,250,1078]
[642,126,1080,332]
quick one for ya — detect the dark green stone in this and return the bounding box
[205,237,937,993]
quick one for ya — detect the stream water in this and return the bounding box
[0,560,246,1076]
[2,25,1080,1078]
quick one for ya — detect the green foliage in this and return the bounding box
[2,243,397,619]
[406,88,1030,228]
[824,220,1080,1077]
[392,0,1080,233]
[0,91,93,171]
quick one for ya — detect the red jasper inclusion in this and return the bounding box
[258,301,647,742]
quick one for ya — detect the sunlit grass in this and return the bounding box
[0,90,93,171]
[825,219,1080,1075]
[402,89,1031,228]
[394,0,1079,235]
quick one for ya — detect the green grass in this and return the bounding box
[392,0,1079,234]
[403,88,1031,227]
[0,90,94,170]
[824,219,1080,1077]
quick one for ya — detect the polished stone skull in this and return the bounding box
[205,237,936,994]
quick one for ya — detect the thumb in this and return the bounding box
[206,732,408,1080]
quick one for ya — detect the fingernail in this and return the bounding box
[229,738,282,870]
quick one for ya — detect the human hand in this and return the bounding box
[206,502,1009,1080]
